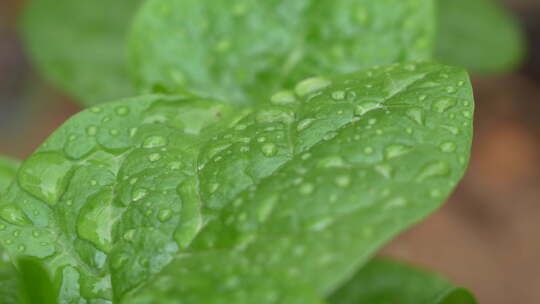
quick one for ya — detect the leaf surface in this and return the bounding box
[436,0,525,74]
[0,63,474,303]
[328,258,477,304]
[20,0,144,106]
[123,62,474,303]
[129,0,435,107]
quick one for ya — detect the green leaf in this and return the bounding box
[0,95,236,302]
[20,0,144,106]
[129,0,435,107]
[328,258,477,304]
[123,62,473,303]
[0,157,20,304]
[17,257,56,304]
[436,0,526,74]
[0,62,474,303]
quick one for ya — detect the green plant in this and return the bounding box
[0,0,524,303]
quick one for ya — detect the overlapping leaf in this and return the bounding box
[328,258,477,304]
[20,0,144,106]
[436,0,525,74]
[129,0,435,107]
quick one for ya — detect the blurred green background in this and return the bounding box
[1,0,540,303]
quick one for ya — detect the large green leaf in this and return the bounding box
[0,62,474,303]
[328,258,477,304]
[0,157,20,304]
[20,0,144,106]
[129,0,435,107]
[123,62,473,303]
[436,0,525,74]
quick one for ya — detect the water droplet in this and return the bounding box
[384,144,411,160]
[261,143,277,157]
[133,188,148,201]
[86,126,98,136]
[354,102,380,116]
[446,86,456,93]
[109,129,119,136]
[299,183,314,195]
[386,197,407,209]
[32,230,40,238]
[323,132,338,141]
[257,195,278,222]
[317,155,345,168]
[430,189,442,198]
[433,99,455,113]
[375,164,394,179]
[332,90,346,100]
[297,118,315,131]
[158,209,173,222]
[148,153,161,162]
[270,90,297,105]
[77,190,116,252]
[17,244,26,252]
[115,106,129,116]
[442,125,460,135]
[90,107,102,113]
[416,161,450,181]
[256,109,294,124]
[294,77,331,97]
[143,135,168,148]
[440,142,457,152]
[406,108,424,125]
[364,147,374,155]
[0,205,30,226]
[462,110,472,119]
[19,152,72,205]
[335,175,351,188]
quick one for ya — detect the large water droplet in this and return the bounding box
[416,161,450,181]
[335,175,351,188]
[77,190,117,252]
[270,91,297,105]
[0,204,30,226]
[19,152,72,205]
[297,118,315,132]
[294,77,331,97]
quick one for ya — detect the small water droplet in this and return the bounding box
[386,197,407,209]
[17,244,26,252]
[335,175,351,188]
[375,164,394,179]
[133,188,148,201]
[416,161,450,181]
[90,107,102,113]
[355,102,380,116]
[295,77,331,97]
[440,142,457,152]
[364,147,374,155]
[109,129,119,136]
[143,135,168,148]
[297,118,315,131]
[261,143,277,157]
[433,98,455,113]
[158,209,173,222]
[86,126,98,136]
[462,110,472,119]
[270,90,297,104]
[384,144,411,160]
[299,183,314,195]
[332,90,346,100]
[115,106,129,116]
[446,86,456,93]
[148,153,161,162]
[406,108,424,125]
